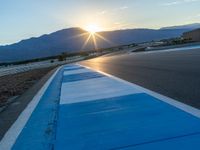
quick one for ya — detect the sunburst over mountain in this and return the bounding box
[0,23,199,62]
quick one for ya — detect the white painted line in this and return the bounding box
[0,67,61,150]
[79,64,200,119]
[60,75,142,104]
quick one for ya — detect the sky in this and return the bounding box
[1,0,200,45]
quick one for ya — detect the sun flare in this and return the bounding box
[85,24,102,34]
[78,23,112,51]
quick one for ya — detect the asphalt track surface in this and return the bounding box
[80,48,200,109]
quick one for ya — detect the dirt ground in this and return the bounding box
[0,67,55,107]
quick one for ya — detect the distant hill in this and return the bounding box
[0,23,199,62]
[161,23,200,30]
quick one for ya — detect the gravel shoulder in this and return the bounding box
[0,67,56,106]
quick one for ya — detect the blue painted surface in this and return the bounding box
[7,65,200,150]
[12,68,64,150]
[123,133,200,150]
[63,72,104,83]
[64,66,84,71]
[55,93,200,150]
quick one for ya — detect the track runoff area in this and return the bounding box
[1,64,200,150]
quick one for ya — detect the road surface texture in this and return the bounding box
[80,47,200,109]
[1,64,200,150]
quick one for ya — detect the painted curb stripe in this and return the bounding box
[79,64,200,119]
[64,67,84,71]
[1,63,200,149]
[63,72,104,83]
[55,64,200,149]
[11,67,64,150]
[0,67,61,150]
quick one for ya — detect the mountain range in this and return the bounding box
[0,23,200,62]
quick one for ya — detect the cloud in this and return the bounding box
[163,1,180,6]
[183,0,199,2]
[162,0,200,6]
[185,13,200,21]
[96,10,107,16]
[96,6,129,17]
[99,10,107,15]
[119,6,128,10]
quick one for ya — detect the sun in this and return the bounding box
[79,23,112,50]
[85,24,102,34]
